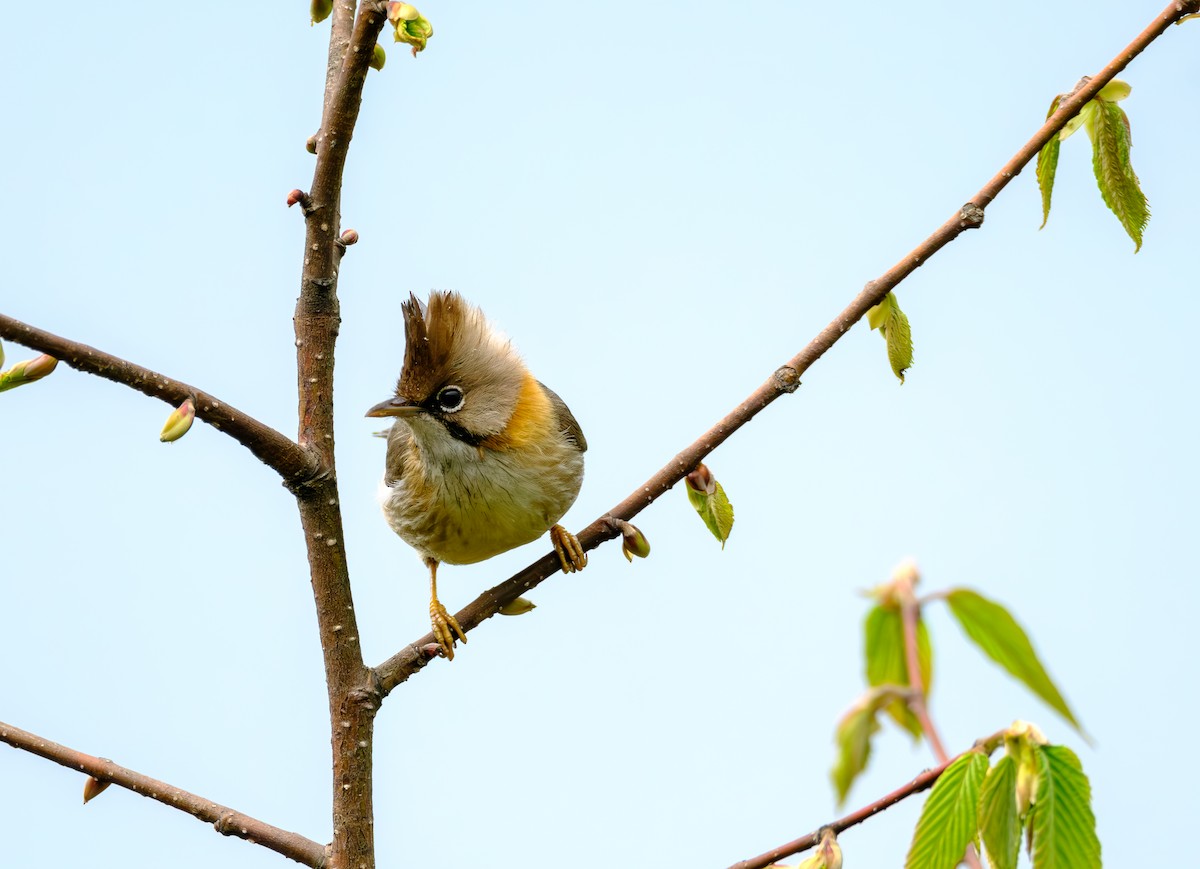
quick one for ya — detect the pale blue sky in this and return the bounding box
[2,2,1196,867]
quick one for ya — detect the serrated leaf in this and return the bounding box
[944,589,1083,735]
[1029,746,1101,869]
[866,292,913,383]
[979,754,1021,869]
[686,479,734,547]
[1037,96,1062,229]
[830,700,881,804]
[905,752,990,869]
[1086,97,1149,251]
[864,605,932,739]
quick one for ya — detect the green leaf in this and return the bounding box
[1096,79,1130,102]
[944,589,1083,735]
[1036,96,1062,229]
[864,605,932,739]
[1029,746,1101,869]
[905,752,990,869]
[866,292,913,383]
[1086,96,1149,251]
[685,479,734,547]
[830,699,881,805]
[979,755,1021,869]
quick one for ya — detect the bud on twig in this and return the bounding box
[159,398,196,443]
[82,776,111,804]
[498,597,536,616]
[607,517,650,561]
[305,135,318,155]
[387,2,434,56]
[370,43,387,71]
[0,353,59,393]
[340,229,359,246]
[310,0,333,25]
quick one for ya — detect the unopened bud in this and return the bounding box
[286,189,303,207]
[608,518,650,561]
[305,135,318,155]
[387,2,419,22]
[311,0,333,25]
[83,776,111,804]
[0,353,59,393]
[890,557,920,590]
[159,398,196,443]
[685,463,716,495]
[340,228,359,246]
[498,596,536,616]
[370,43,387,71]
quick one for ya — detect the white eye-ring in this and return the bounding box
[436,385,465,412]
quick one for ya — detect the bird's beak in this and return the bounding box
[365,397,420,418]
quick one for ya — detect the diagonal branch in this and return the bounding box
[373,0,1199,694]
[0,720,326,868]
[0,314,319,487]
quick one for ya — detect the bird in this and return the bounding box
[366,291,588,660]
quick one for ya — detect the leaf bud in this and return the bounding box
[340,228,359,246]
[159,398,196,443]
[311,0,333,25]
[685,463,716,496]
[387,2,433,55]
[0,353,59,393]
[370,43,387,71]
[498,596,536,616]
[608,518,650,561]
[83,776,111,804]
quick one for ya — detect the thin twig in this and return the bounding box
[723,757,955,869]
[374,0,1200,693]
[0,315,319,487]
[0,720,326,868]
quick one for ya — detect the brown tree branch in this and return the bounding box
[725,727,1008,869]
[294,4,389,869]
[723,758,953,869]
[0,314,319,486]
[373,0,1200,695]
[0,720,326,868]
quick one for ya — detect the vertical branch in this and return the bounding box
[295,3,388,868]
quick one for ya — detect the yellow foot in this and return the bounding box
[550,524,587,573]
[430,599,467,660]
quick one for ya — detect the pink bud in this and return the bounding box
[159,398,196,443]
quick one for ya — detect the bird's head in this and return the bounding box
[365,291,530,446]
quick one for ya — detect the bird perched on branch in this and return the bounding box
[366,291,587,659]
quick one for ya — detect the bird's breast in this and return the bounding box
[379,430,584,566]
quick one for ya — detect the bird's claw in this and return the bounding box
[550,524,587,573]
[430,599,467,660]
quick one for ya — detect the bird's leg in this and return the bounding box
[426,557,467,660]
[550,524,587,573]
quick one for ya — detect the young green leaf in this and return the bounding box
[1036,96,1062,229]
[1085,95,1149,251]
[1029,746,1101,869]
[978,754,1021,869]
[905,751,990,869]
[866,292,913,383]
[863,604,932,739]
[685,465,734,548]
[944,589,1083,736]
[830,697,882,804]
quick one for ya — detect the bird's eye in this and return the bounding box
[436,385,465,412]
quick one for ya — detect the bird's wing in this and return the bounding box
[538,382,587,453]
[383,421,414,486]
